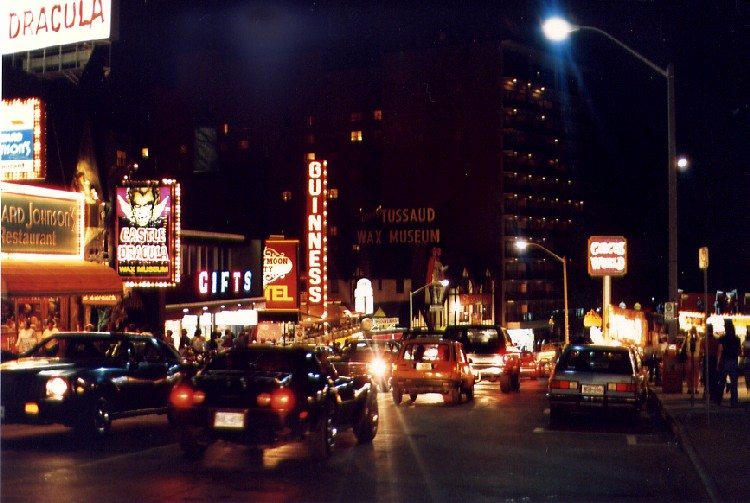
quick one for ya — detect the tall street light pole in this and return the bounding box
[515,240,569,345]
[409,280,449,329]
[542,18,679,308]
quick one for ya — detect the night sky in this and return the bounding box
[119,1,749,303]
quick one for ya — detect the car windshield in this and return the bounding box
[342,341,396,361]
[557,348,633,375]
[27,336,121,362]
[207,349,303,373]
[403,343,451,362]
[461,328,505,354]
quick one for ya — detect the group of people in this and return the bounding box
[172,326,259,361]
[697,319,748,408]
[13,317,59,354]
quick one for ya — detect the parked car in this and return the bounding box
[328,339,401,392]
[442,325,521,393]
[0,332,182,440]
[547,344,647,425]
[168,345,378,460]
[390,337,475,405]
[519,350,539,379]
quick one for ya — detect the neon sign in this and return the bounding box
[1,98,46,180]
[263,239,299,311]
[306,160,327,312]
[198,270,252,295]
[587,236,627,276]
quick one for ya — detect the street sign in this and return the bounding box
[698,247,709,270]
[664,302,675,321]
[587,236,627,276]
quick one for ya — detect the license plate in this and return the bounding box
[213,411,245,429]
[581,384,604,396]
[416,362,432,371]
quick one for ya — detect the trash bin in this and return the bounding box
[661,346,684,393]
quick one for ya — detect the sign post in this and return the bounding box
[699,247,710,425]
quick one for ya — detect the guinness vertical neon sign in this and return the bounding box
[306,160,327,316]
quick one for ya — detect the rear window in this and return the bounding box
[30,336,120,361]
[402,343,451,362]
[207,349,307,373]
[449,328,506,355]
[558,348,633,375]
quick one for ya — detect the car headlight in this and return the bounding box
[45,377,69,400]
[368,358,387,377]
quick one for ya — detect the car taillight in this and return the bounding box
[549,379,577,390]
[257,389,295,410]
[608,382,636,392]
[170,385,206,407]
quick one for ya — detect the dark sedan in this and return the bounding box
[329,339,401,392]
[169,345,379,460]
[0,332,182,440]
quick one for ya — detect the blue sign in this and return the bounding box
[0,129,33,161]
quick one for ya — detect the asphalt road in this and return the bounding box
[1,378,709,502]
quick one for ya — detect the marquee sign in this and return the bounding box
[306,160,327,313]
[1,0,113,55]
[198,269,253,296]
[1,98,46,181]
[587,236,627,276]
[263,238,299,311]
[115,179,181,287]
[0,182,83,259]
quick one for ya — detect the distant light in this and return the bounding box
[677,157,689,171]
[542,17,575,42]
[515,240,529,251]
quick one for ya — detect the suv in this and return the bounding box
[442,325,521,393]
[391,338,475,405]
[0,332,182,440]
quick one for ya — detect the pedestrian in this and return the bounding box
[205,331,220,353]
[699,325,719,400]
[179,328,190,349]
[16,319,37,354]
[42,319,59,340]
[163,329,174,348]
[192,328,206,353]
[715,319,741,407]
[221,331,234,351]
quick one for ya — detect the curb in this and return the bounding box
[655,393,722,502]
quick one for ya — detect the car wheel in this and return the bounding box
[308,406,336,461]
[465,384,474,401]
[75,395,112,442]
[391,384,403,405]
[409,393,418,403]
[511,372,521,392]
[179,427,209,458]
[354,394,379,444]
[499,375,512,394]
[444,386,460,405]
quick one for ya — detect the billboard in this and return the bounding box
[0,183,83,259]
[587,236,627,276]
[1,99,46,181]
[263,239,299,311]
[115,180,181,287]
[1,0,112,55]
[306,160,327,312]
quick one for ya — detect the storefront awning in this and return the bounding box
[1,261,123,297]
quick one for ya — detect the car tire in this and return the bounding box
[499,375,512,394]
[392,384,403,405]
[75,395,112,442]
[511,372,521,392]
[409,393,418,403]
[308,406,335,461]
[464,384,474,401]
[448,386,460,405]
[179,427,209,458]
[354,394,379,444]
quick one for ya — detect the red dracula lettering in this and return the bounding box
[7,1,107,40]
[119,226,167,243]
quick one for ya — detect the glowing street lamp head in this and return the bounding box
[542,17,576,42]
[515,240,529,251]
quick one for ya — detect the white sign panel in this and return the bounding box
[1,0,112,55]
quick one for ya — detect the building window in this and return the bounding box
[223,123,230,135]
[282,191,292,202]
[373,109,382,121]
[351,112,362,122]
[140,147,149,159]
[116,149,127,168]
[329,226,338,237]
[328,188,339,199]
[306,152,316,161]
[350,131,363,142]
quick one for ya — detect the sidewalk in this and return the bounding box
[654,376,750,503]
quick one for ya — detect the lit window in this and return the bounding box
[282,191,292,202]
[307,115,315,126]
[328,188,339,199]
[351,112,362,122]
[223,123,230,135]
[373,109,382,121]
[350,131,363,142]
[306,152,316,161]
[141,147,149,159]
[116,150,127,168]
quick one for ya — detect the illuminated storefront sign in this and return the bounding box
[115,179,181,287]
[356,206,441,245]
[263,238,299,311]
[306,160,327,311]
[81,293,119,306]
[1,0,112,55]
[587,236,627,276]
[1,183,83,259]
[1,99,46,181]
[198,269,253,296]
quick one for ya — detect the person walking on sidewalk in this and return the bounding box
[715,319,740,407]
[743,329,750,393]
[700,324,719,401]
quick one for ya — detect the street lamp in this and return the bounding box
[515,240,569,345]
[409,279,449,329]
[542,16,679,308]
